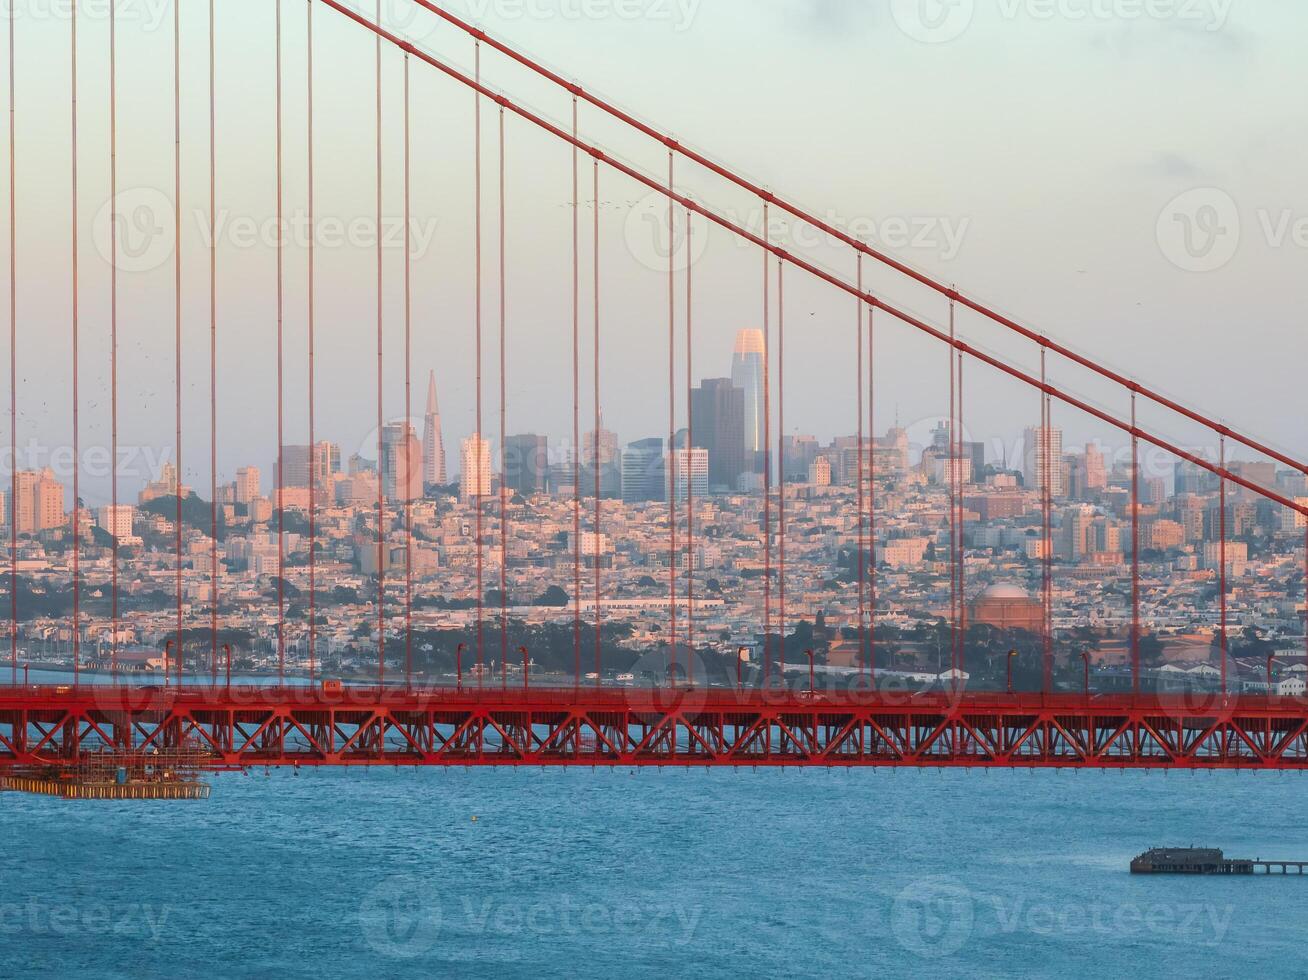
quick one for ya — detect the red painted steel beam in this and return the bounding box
[314,0,1308,519]
[4,686,1308,771]
[408,0,1308,481]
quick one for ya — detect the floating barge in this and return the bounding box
[1131,848,1308,875]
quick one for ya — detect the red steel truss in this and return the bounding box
[4,685,1308,771]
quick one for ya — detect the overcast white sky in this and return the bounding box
[4,0,1305,503]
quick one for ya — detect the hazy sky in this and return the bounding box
[4,0,1306,504]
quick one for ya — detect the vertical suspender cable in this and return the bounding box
[498,105,508,687]
[570,96,580,688]
[109,0,118,681]
[761,203,771,686]
[4,0,12,680]
[6,0,13,681]
[592,158,601,685]
[208,0,218,679]
[473,42,483,683]
[71,0,80,687]
[1130,393,1139,697]
[275,0,285,686]
[776,259,785,663]
[684,209,694,667]
[666,151,676,682]
[1219,435,1227,695]
[375,0,386,687]
[1041,349,1052,694]
[856,256,865,676]
[174,0,184,685]
[867,304,876,684]
[306,0,316,681]
[403,50,413,688]
[952,298,962,680]
[957,350,965,680]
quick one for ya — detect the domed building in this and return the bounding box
[970,583,1043,633]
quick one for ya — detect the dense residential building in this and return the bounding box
[235,467,260,505]
[8,470,66,534]
[1023,425,1064,498]
[460,435,492,500]
[96,504,135,540]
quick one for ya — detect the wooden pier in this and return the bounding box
[1131,848,1308,875]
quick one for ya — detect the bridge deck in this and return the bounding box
[3,685,1308,771]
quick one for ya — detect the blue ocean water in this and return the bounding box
[2,767,1306,978]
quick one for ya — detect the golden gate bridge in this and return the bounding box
[3,0,1308,778]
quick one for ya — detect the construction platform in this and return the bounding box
[0,775,210,800]
[0,744,212,801]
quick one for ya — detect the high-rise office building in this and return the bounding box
[1083,443,1107,491]
[877,426,910,481]
[731,329,766,469]
[782,434,819,482]
[667,447,709,502]
[235,467,260,505]
[1175,459,1219,495]
[381,422,423,502]
[504,434,549,495]
[621,438,665,503]
[1023,425,1065,498]
[283,443,340,488]
[422,370,446,487]
[582,426,621,499]
[691,378,746,493]
[460,435,492,501]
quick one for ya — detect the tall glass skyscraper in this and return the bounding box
[731,328,766,468]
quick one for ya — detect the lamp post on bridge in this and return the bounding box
[165,640,173,688]
[805,649,815,696]
[737,646,748,693]
[1006,649,1018,695]
[456,643,466,692]
[1080,651,1091,696]
[519,646,530,691]
[1268,653,1276,694]
[223,644,232,692]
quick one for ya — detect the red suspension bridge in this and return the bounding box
[2,1,1308,776]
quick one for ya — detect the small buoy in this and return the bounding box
[471,815,478,822]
